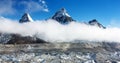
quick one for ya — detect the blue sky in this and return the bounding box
[0,0,120,27]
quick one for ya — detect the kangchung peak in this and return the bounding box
[89,19,106,29]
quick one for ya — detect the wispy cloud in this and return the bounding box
[0,0,49,15]
[0,17,120,42]
[20,0,49,12]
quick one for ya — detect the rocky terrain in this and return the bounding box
[0,42,120,63]
[52,8,75,24]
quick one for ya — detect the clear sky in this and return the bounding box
[0,0,120,27]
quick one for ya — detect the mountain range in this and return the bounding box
[19,8,106,29]
[0,8,106,44]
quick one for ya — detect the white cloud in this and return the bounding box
[0,0,49,15]
[0,17,120,43]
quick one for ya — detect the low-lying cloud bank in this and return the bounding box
[0,17,120,42]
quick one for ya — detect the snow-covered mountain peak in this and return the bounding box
[52,8,75,24]
[19,13,34,23]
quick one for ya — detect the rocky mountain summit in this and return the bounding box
[52,8,75,24]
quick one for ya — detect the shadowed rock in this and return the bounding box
[89,19,106,29]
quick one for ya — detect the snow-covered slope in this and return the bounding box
[52,8,75,24]
[19,13,33,23]
[88,19,106,29]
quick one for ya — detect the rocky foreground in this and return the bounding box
[0,42,120,63]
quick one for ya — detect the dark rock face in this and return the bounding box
[52,8,75,24]
[8,34,47,44]
[0,33,47,44]
[0,33,12,44]
[19,13,33,23]
[89,19,106,29]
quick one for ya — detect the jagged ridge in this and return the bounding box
[88,19,106,29]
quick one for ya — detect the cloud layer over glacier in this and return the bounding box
[0,17,120,42]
